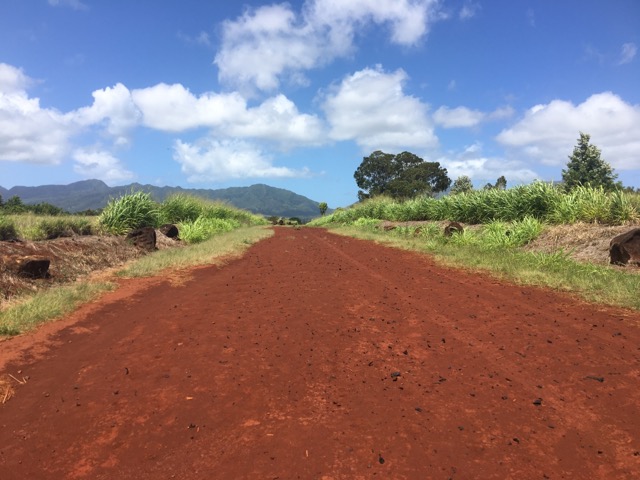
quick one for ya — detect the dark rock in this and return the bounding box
[533,398,543,406]
[5,256,50,278]
[444,221,464,236]
[159,224,179,238]
[609,228,640,266]
[126,227,156,251]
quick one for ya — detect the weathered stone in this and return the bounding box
[444,221,464,236]
[159,224,179,239]
[5,256,51,278]
[609,228,640,266]
[126,227,156,251]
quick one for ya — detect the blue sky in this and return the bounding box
[1,0,639,208]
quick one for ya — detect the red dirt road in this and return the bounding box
[1,227,639,479]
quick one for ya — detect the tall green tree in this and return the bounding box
[450,175,474,195]
[562,132,618,191]
[318,202,328,216]
[354,151,451,201]
[483,175,507,191]
[4,195,26,214]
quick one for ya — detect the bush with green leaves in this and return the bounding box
[0,215,18,240]
[98,191,160,235]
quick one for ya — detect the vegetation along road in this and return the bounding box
[1,227,639,479]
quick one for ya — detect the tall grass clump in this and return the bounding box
[0,214,18,240]
[159,194,204,223]
[179,217,241,244]
[98,191,160,235]
[311,182,639,227]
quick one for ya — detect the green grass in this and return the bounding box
[0,282,115,336]
[328,224,640,311]
[6,214,97,240]
[310,183,640,227]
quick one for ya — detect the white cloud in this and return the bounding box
[73,148,134,182]
[433,106,484,128]
[48,0,88,10]
[131,83,325,147]
[73,83,141,145]
[131,83,246,132]
[0,64,73,164]
[441,143,539,185]
[323,66,438,152]
[618,42,637,65]
[496,92,640,170]
[0,63,33,94]
[221,94,325,147]
[433,105,514,128]
[214,0,442,92]
[173,138,309,182]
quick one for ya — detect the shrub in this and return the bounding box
[98,191,160,235]
[0,215,18,240]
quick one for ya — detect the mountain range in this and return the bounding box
[0,180,327,220]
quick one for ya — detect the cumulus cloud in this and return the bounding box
[496,92,640,170]
[221,94,325,146]
[73,83,141,145]
[442,145,539,185]
[131,83,325,147]
[131,83,246,132]
[173,138,309,182]
[73,148,134,182]
[0,64,73,164]
[0,63,33,94]
[323,66,437,152]
[214,0,441,91]
[618,42,637,65]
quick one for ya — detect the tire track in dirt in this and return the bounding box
[0,227,639,479]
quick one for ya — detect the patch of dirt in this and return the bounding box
[0,228,639,478]
[0,230,183,307]
[524,222,640,266]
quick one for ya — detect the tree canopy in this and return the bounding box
[450,175,474,195]
[354,151,451,201]
[318,202,328,216]
[562,132,618,191]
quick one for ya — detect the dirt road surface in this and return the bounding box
[1,228,639,479]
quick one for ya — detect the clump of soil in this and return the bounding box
[0,231,182,308]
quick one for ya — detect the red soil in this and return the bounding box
[1,227,639,479]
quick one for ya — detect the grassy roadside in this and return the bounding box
[0,226,273,336]
[325,225,640,311]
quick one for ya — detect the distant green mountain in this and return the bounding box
[0,180,327,220]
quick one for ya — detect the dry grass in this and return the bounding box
[524,222,640,266]
[1,374,17,404]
